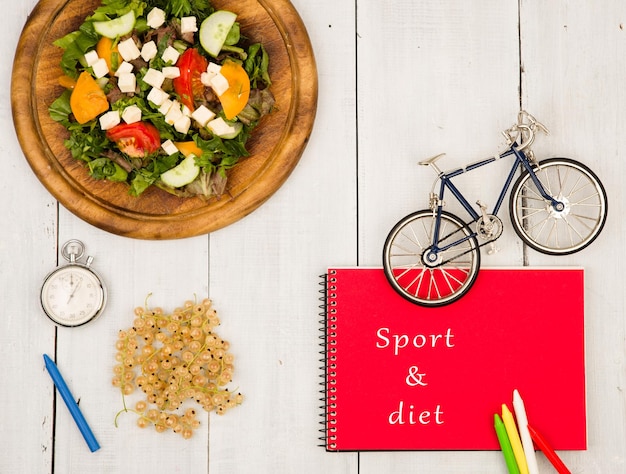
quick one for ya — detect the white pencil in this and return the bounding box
[513,389,539,474]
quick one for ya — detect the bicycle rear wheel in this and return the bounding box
[509,158,607,255]
[382,210,481,307]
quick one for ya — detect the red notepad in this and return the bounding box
[320,268,586,451]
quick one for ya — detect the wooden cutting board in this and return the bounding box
[11,0,317,239]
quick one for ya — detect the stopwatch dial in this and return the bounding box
[41,265,105,327]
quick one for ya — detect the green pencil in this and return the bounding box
[494,413,521,474]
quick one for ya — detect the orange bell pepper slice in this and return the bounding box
[174,141,204,157]
[218,60,250,120]
[70,71,109,124]
[58,74,77,89]
[96,36,119,73]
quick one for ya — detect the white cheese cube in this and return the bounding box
[207,62,222,74]
[158,99,174,115]
[143,68,165,89]
[162,66,180,79]
[181,104,192,117]
[180,16,198,33]
[140,41,158,61]
[99,110,120,130]
[147,87,169,106]
[174,115,191,134]
[161,139,179,155]
[147,7,166,28]
[162,46,180,65]
[207,117,236,136]
[200,72,212,87]
[114,61,133,77]
[190,105,215,127]
[164,101,183,125]
[121,105,142,124]
[201,63,222,86]
[210,73,229,96]
[91,58,109,78]
[84,50,99,67]
[117,72,137,93]
[118,38,141,61]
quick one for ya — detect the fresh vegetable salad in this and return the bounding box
[49,0,275,198]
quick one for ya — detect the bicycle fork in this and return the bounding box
[424,206,476,267]
[513,147,565,211]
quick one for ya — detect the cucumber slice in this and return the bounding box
[207,117,243,138]
[199,10,237,57]
[160,154,200,188]
[217,121,243,139]
[220,122,243,139]
[93,11,136,39]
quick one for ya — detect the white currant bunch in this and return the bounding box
[113,297,243,439]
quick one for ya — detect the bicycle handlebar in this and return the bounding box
[502,111,549,151]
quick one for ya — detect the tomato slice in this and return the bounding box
[173,48,208,111]
[106,122,161,158]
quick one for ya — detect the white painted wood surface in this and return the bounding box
[1,0,624,472]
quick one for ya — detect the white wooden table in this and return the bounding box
[2,0,625,472]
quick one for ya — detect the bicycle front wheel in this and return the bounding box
[509,158,607,255]
[382,210,481,307]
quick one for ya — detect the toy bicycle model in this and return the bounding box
[382,111,608,307]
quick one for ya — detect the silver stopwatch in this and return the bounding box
[40,240,107,327]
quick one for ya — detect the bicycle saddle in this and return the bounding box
[418,153,446,166]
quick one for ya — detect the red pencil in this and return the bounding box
[527,423,572,474]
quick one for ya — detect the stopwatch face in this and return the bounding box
[40,264,106,327]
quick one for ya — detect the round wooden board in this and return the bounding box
[11,0,317,239]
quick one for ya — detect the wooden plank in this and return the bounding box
[520,1,626,472]
[0,1,57,473]
[357,0,521,471]
[357,0,523,269]
[205,0,359,471]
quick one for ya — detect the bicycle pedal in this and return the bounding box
[486,242,500,255]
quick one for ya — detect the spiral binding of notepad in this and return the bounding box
[318,270,338,450]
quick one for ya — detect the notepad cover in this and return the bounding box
[320,268,586,451]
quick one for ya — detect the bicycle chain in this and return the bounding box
[427,223,498,267]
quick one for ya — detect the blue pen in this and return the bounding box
[43,354,100,452]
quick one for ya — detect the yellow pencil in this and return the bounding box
[502,404,529,474]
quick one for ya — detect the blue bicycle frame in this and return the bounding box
[429,144,562,254]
